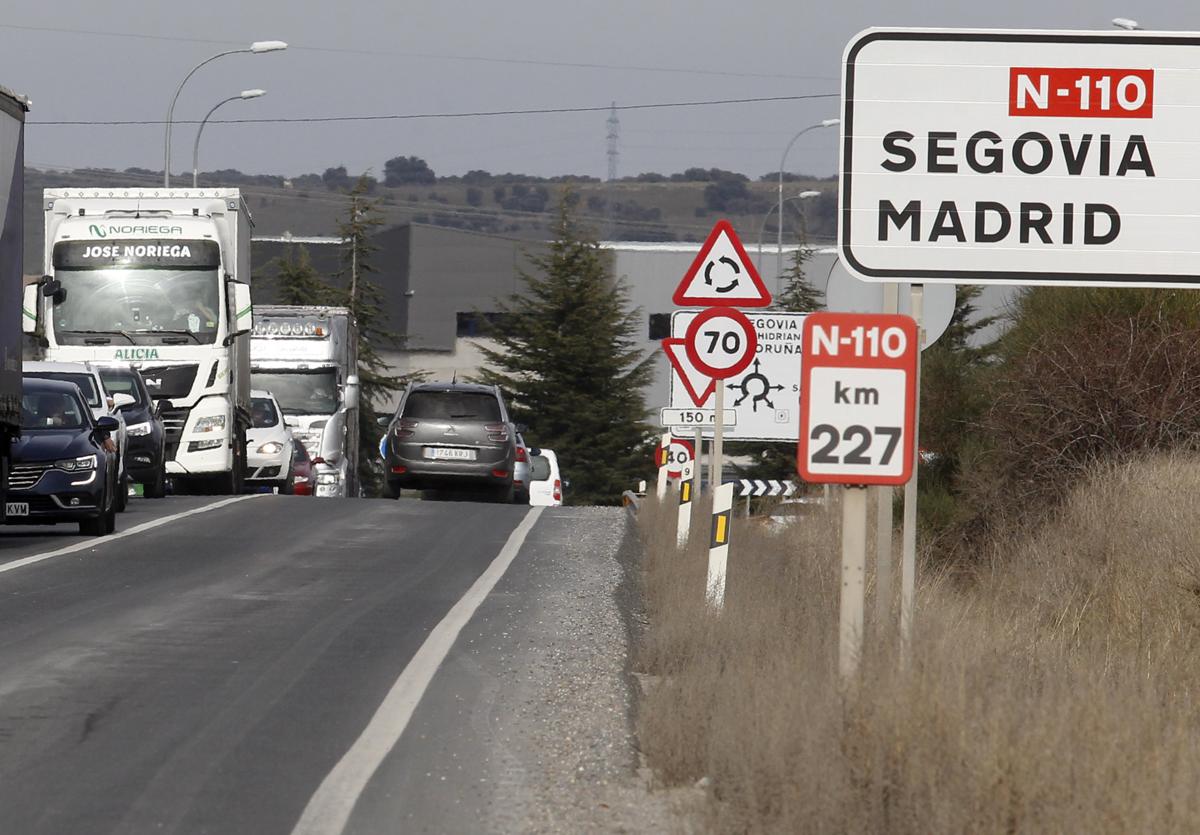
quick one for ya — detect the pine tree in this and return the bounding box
[473,194,655,505]
[272,244,335,305]
[334,175,407,495]
[775,243,823,313]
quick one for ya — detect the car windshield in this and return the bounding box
[98,369,146,406]
[251,397,280,428]
[530,455,552,481]
[51,239,222,345]
[21,391,88,430]
[28,372,101,408]
[250,370,339,415]
[403,391,502,421]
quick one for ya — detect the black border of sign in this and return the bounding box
[841,29,1200,286]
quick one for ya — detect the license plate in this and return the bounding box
[425,447,476,461]
[5,502,29,517]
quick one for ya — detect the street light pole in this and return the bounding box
[193,90,266,187]
[777,119,839,283]
[757,190,820,275]
[163,40,286,187]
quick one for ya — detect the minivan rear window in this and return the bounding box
[403,391,502,421]
[529,455,552,481]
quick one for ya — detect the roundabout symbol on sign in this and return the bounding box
[684,306,758,380]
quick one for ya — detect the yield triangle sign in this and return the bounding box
[662,338,715,407]
[673,219,772,308]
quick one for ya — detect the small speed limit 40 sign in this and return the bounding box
[798,312,917,485]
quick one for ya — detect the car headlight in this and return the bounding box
[257,441,284,455]
[55,454,97,472]
[126,420,152,437]
[193,414,226,433]
[316,471,340,485]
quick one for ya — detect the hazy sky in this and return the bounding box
[2,1,1192,181]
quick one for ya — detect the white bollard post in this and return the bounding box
[656,432,671,501]
[840,485,869,680]
[676,461,694,548]
[706,482,734,609]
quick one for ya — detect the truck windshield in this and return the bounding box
[250,369,339,415]
[51,239,222,345]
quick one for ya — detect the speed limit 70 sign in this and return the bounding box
[684,307,757,379]
[798,312,917,485]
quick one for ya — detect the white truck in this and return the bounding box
[250,306,359,497]
[24,189,255,494]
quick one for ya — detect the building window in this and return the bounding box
[648,313,670,340]
[457,312,510,337]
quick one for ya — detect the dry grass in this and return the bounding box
[635,454,1200,833]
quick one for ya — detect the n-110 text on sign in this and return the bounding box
[839,29,1200,287]
[798,312,917,485]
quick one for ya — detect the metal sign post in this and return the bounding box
[712,383,725,489]
[876,282,899,628]
[693,427,703,500]
[840,486,869,680]
[901,285,924,667]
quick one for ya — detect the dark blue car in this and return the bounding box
[6,378,120,536]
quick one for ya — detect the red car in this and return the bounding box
[290,438,315,496]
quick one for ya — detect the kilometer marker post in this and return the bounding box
[677,460,695,548]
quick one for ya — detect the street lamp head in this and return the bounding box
[798,190,821,199]
[820,118,841,128]
[1111,18,1141,30]
[239,89,266,100]
[250,40,288,53]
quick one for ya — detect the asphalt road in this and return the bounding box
[0,494,628,834]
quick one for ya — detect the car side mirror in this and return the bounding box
[344,374,360,411]
[95,416,120,433]
[152,400,165,418]
[112,393,136,411]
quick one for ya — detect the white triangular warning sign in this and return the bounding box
[662,338,715,407]
[673,219,772,308]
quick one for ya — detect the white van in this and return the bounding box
[528,448,563,506]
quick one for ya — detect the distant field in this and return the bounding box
[23,168,836,272]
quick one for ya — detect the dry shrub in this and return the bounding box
[636,454,1200,833]
[961,298,1200,535]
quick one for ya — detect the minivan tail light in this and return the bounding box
[515,446,527,462]
[553,479,562,502]
[484,423,509,442]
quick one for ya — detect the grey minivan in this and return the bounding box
[381,383,518,501]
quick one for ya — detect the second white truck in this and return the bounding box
[250,305,360,497]
[24,188,255,494]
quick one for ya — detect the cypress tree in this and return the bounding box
[272,244,335,305]
[473,194,655,505]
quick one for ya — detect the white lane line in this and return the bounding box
[0,495,260,576]
[290,505,545,835]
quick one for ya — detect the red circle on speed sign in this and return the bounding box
[684,307,758,380]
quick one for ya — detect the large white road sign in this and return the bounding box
[840,29,1200,286]
[669,311,806,442]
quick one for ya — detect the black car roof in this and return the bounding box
[22,377,88,399]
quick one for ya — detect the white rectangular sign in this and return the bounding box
[840,29,1200,286]
[667,311,805,442]
[659,408,737,428]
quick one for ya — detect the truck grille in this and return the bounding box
[140,364,199,400]
[161,406,191,461]
[10,463,52,490]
